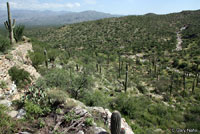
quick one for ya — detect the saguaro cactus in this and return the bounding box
[44,49,48,69]
[4,2,16,45]
[111,111,121,134]
[124,63,128,92]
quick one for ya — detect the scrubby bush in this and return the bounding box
[28,51,45,70]
[0,36,10,53]
[185,104,200,129]
[136,84,147,94]
[153,76,170,94]
[80,90,109,108]
[0,80,7,89]
[25,101,44,120]
[14,25,25,42]
[47,89,68,106]
[114,94,151,119]
[8,66,31,88]
[44,69,69,88]
[0,105,21,134]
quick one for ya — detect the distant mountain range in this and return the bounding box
[0,10,120,26]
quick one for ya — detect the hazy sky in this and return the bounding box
[0,0,200,15]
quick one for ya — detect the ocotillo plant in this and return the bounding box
[44,49,48,69]
[4,2,16,45]
[111,111,121,134]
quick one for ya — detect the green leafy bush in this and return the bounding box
[28,51,45,70]
[185,104,200,129]
[47,89,68,106]
[0,80,7,89]
[80,90,109,107]
[64,111,80,123]
[44,69,69,88]
[0,105,20,134]
[14,25,25,42]
[84,117,94,126]
[0,36,10,53]
[25,101,44,120]
[8,66,31,88]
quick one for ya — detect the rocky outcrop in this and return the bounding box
[66,99,134,134]
[87,107,134,134]
[0,41,40,120]
[0,42,40,93]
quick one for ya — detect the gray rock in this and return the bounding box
[9,81,17,95]
[8,110,18,118]
[77,130,84,134]
[0,99,12,107]
[74,106,88,117]
[17,109,26,119]
[0,93,3,98]
[93,127,107,134]
[19,132,31,134]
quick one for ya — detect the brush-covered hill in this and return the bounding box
[24,10,200,134]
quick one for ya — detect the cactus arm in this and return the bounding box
[12,19,16,28]
[4,21,9,30]
[7,2,11,26]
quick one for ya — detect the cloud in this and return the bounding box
[0,0,81,10]
[84,0,96,4]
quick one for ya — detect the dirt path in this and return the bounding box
[176,26,186,51]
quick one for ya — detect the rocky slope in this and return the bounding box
[0,39,134,134]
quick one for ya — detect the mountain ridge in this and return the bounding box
[0,10,120,26]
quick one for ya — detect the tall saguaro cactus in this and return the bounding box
[111,111,121,134]
[4,2,16,45]
[44,49,48,69]
[124,63,128,92]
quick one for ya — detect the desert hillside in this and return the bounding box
[0,4,200,134]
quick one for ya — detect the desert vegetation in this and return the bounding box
[23,10,200,133]
[0,3,200,134]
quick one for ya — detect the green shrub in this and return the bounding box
[64,111,80,123]
[0,105,20,134]
[153,76,170,93]
[8,66,31,88]
[136,84,147,94]
[5,54,13,61]
[38,118,45,128]
[80,90,109,107]
[28,51,45,70]
[114,94,151,119]
[0,80,7,89]
[84,117,94,126]
[47,89,68,106]
[0,36,10,53]
[185,104,200,129]
[14,25,25,42]
[25,101,44,120]
[44,69,69,88]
